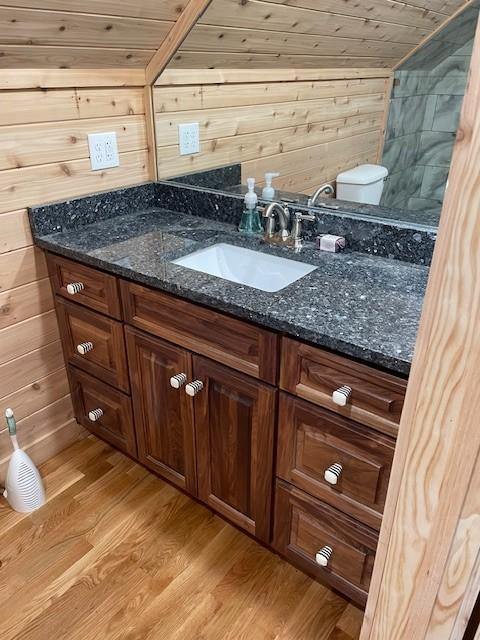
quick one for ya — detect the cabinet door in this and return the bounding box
[125,327,196,495]
[193,356,276,542]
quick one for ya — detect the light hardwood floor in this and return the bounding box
[0,435,363,640]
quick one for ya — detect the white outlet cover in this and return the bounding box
[88,132,120,171]
[178,122,200,156]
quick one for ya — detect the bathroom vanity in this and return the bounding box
[30,182,428,607]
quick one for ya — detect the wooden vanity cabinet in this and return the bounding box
[125,327,276,542]
[49,253,407,605]
[193,356,276,543]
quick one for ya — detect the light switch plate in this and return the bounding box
[178,122,200,155]
[88,132,120,170]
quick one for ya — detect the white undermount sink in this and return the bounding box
[172,243,316,292]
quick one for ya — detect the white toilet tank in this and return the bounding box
[336,164,388,205]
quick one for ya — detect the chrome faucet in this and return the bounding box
[261,202,291,244]
[308,183,335,207]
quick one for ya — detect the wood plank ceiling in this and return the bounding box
[170,0,474,69]
[0,0,473,71]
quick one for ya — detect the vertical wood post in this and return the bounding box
[361,19,480,640]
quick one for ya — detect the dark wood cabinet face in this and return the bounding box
[274,481,378,606]
[193,355,276,542]
[281,338,406,437]
[277,393,395,530]
[69,366,136,457]
[47,252,121,319]
[56,297,129,392]
[125,327,196,495]
[121,280,278,383]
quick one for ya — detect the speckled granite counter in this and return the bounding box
[32,207,428,375]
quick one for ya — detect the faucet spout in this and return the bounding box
[308,183,335,208]
[261,202,291,242]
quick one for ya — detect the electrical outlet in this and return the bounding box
[88,132,120,170]
[178,123,200,155]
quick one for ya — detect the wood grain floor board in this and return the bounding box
[0,435,363,640]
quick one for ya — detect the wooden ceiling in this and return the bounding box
[0,0,473,71]
[0,0,185,68]
[170,0,474,69]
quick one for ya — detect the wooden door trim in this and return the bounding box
[362,20,480,640]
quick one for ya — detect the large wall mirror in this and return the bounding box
[152,0,480,233]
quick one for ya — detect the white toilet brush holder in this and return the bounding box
[3,408,46,513]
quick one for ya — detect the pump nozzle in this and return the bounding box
[262,172,280,200]
[244,177,258,210]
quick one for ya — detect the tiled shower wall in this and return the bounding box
[381,2,479,212]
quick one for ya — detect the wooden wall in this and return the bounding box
[0,85,150,480]
[169,0,472,69]
[154,70,391,193]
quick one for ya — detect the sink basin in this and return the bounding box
[172,243,316,292]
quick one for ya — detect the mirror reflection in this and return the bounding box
[153,0,480,232]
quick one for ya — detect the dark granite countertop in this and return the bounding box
[34,207,428,375]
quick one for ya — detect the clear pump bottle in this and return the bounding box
[239,178,263,234]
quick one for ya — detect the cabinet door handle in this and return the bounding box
[66,282,85,295]
[332,385,352,406]
[170,373,187,389]
[315,545,333,567]
[185,380,204,397]
[324,463,343,485]
[77,341,94,355]
[88,408,104,422]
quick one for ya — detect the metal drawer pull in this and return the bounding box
[315,546,333,567]
[185,380,204,397]
[170,373,187,389]
[324,463,343,485]
[88,408,104,422]
[77,341,94,355]
[332,385,352,406]
[66,282,85,295]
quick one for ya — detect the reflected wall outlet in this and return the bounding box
[88,132,120,170]
[178,122,200,155]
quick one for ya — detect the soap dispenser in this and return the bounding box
[262,172,280,200]
[239,178,263,234]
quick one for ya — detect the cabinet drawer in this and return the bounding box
[277,394,394,530]
[56,298,129,392]
[47,253,121,319]
[274,481,377,606]
[69,366,136,457]
[121,280,278,383]
[280,338,406,436]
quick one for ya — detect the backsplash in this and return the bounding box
[381,1,479,213]
[30,181,436,266]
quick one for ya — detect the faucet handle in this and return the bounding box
[294,211,316,222]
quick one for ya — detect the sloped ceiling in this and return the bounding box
[170,0,474,69]
[0,0,187,68]
[0,0,473,70]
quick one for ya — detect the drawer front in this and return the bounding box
[56,298,129,392]
[121,280,278,384]
[277,394,395,530]
[280,338,407,436]
[47,253,121,319]
[69,366,136,457]
[274,481,377,606]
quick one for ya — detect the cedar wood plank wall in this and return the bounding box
[154,71,392,193]
[0,86,150,478]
